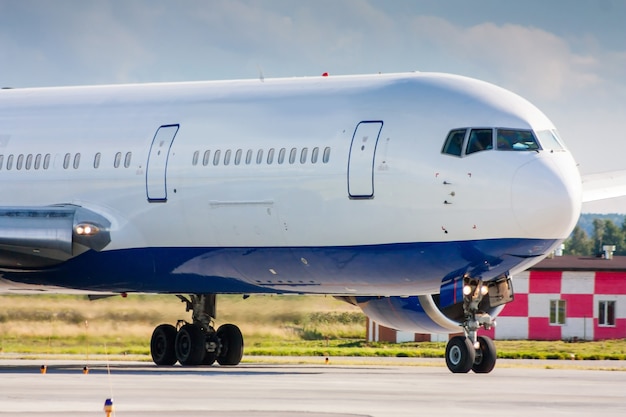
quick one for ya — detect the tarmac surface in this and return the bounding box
[1,357,625,416]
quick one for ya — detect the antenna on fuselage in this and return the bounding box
[257,65,265,83]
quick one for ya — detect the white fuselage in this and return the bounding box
[0,73,581,295]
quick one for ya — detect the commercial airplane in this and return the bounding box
[0,72,623,373]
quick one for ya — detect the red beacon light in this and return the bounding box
[322,72,329,77]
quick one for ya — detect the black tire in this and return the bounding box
[175,323,206,366]
[216,324,244,366]
[445,336,475,373]
[203,351,217,366]
[472,335,497,374]
[150,324,177,366]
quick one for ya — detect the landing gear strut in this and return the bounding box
[150,294,243,366]
[445,279,497,374]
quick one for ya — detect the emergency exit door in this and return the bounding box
[347,121,383,198]
[146,124,179,202]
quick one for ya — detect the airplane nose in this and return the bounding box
[511,156,582,239]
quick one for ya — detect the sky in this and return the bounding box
[1,0,625,213]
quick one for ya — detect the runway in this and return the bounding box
[1,358,625,416]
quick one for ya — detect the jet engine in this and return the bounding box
[338,274,513,334]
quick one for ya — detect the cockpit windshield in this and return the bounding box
[496,129,540,151]
[442,127,545,157]
[535,129,565,151]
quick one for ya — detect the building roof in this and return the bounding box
[531,255,626,271]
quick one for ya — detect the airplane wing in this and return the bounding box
[581,170,626,203]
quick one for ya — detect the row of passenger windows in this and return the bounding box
[0,146,333,172]
[192,146,331,167]
[0,152,133,171]
[441,127,564,157]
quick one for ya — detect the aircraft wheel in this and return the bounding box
[445,336,475,373]
[175,323,206,366]
[150,324,177,366]
[472,336,497,374]
[216,324,244,366]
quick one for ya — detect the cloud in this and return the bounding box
[409,16,603,100]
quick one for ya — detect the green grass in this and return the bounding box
[1,294,626,361]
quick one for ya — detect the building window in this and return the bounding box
[549,299,566,325]
[599,300,616,326]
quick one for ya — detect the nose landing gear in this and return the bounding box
[444,279,497,374]
[150,294,244,366]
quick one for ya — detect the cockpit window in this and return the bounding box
[535,129,564,151]
[496,129,540,151]
[442,129,466,157]
[466,129,493,155]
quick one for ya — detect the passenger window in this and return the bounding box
[323,147,331,163]
[43,154,50,170]
[6,154,13,170]
[63,153,71,169]
[114,152,121,168]
[311,147,319,164]
[17,154,24,170]
[203,150,210,166]
[466,129,493,155]
[224,150,231,166]
[245,150,253,165]
[213,150,221,166]
[278,148,285,164]
[267,148,275,164]
[26,154,33,170]
[235,149,242,165]
[300,148,308,164]
[442,129,466,157]
[192,151,199,166]
[498,129,540,151]
[73,153,81,169]
[256,149,263,164]
[289,148,297,164]
[34,154,42,170]
[124,152,132,168]
[93,153,101,169]
[0,155,4,170]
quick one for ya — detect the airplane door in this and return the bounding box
[348,121,383,198]
[146,124,179,202]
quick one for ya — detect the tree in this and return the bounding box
[565,225,593,256]
[603,220,626,256]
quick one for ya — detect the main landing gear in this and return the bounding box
[150,294,243,366]
[445,279,497,373]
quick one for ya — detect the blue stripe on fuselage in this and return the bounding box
[2,238,558,295]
